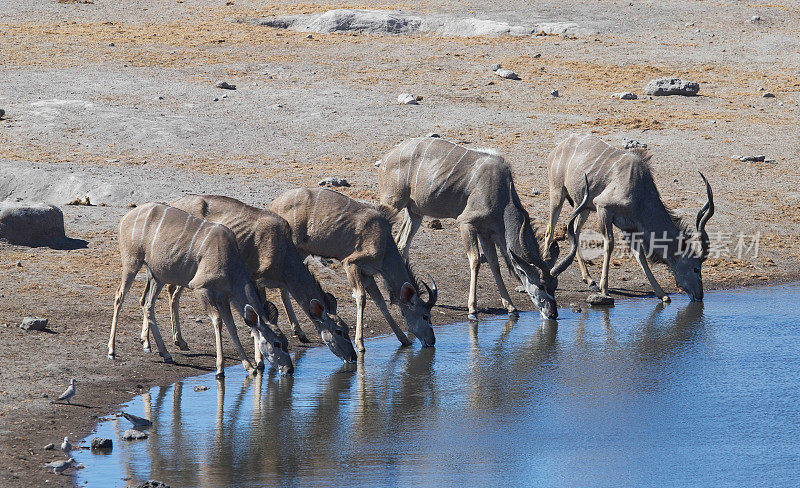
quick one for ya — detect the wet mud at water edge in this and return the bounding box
[75,284,800,487]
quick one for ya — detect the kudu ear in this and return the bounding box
[243,304,259,328]
[323,292,338,314]
[400,282,416,304]
[309,299,325,320]
[264,300,279,325]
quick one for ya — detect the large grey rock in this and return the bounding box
[495,68,520,80]
[587,293,615,306]
[644,78,700,96]
[0,202,65,247]
[122,429,149,441]
[90,437,113,450]
[19,317,48,331]
[318,177,350,187]
[252,9,595,38]
[137,481,171,488]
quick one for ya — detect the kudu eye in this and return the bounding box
[273,341,282,348]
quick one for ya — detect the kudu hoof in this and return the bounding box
[588,282,600,292]
[661,295,671,303]
[163,355,174,364]
[107,353,115,360]
[478,253,488,264]
[175,340,189,351]
[142,346,152,353]
[508,309,520,318]
[467,313,478,321]
[215,371,225,380]
[293,331,310,344]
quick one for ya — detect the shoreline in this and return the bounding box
[3,273,798,487]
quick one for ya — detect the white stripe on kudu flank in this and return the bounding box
[434,146,470,197]
[416,142,456,190]
[149,206,169,257]
[170,213,193,257]
[410,139,436,187]
[195,223,219,255]
[404,139,426,187]
[186,220,205,256]
[139,205,158,248]
[465,155,491,194]
[308,190,323,235]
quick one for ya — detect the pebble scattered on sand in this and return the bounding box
[397,93,421,105]
[494,68,520,80]
[530,188,541,196]
[623,139,647,149]
[19,317,48,331]
[644,77,699,96]
[215,81,236,90]
[318,177,350,187]
[611,92,638,100]
[428,219,443,229]
[762,92,775,98]
[550,89,559,97]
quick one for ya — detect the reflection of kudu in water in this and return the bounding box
[545,133,715,301]
[270,188,437,352]
[377,136,589,320]
[108,203,294,377]
[146,195,357,364]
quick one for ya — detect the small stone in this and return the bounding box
[685,22,694,27]
[428,219,443,230]
[533,53,541,58]
[737,155,766,162]
[623,139,647,149]
[19,317,48,331]
[16,261,22,267]
[0,108,5,118]
[530,188,541,196]
[749,15,761,23]
[122,429,149,441]
[490,63,502,71]
[495,68,520,80]
[587,293,615,306]
[550,89,559,97]
[44,444,55,451]
[397,93,419,105]
[611,92,638,100]
[195,317,203,323]
[215,81,236,90]
[127,203,137,208]
[762,92,775,98]
[136,481,171,488]
[426,132,440,138]
[213,97,219,101]
[194,385,210,391]
[644,77,700,96]
[318,177,350,187]
[90,438,113,450]
[108,42,115,46]
[66,196,92,206]
[156,96,163,100]
[305,34,313,39]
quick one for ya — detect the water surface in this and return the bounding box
[76,285,800,487]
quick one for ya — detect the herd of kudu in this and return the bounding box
[107,133,714,377]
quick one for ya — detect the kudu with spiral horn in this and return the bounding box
[544,133,715,301]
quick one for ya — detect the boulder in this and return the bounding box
[122,429,149,441]
[0,202,66,247]
[644,78,700,96]
[90,437,113,450]
[19,317,48,331]
[587,293,615,306]
[611,92,638,100]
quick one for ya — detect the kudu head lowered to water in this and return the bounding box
[509,174,591,319]
[243,303,294,375]
[395,273,437,347]
[664,172,715,301]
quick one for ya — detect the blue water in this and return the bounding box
[75,284,800,487]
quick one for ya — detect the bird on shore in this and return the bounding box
[56,378,77,404]
[60,437,72,456]
[121,411,153,430]
[44,457,74,475]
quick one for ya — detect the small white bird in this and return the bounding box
[44,457,74,475]
[121,411,152,430]
[61,436,72,455]
[56,378,77,404]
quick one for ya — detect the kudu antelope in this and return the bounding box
[269,187,437,352]
[141,195,357,364]
[376,135,588,320]
[543,133,715,301]
[108,203,294,377]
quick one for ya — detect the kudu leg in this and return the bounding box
[597,207,615,296]
[167,284,190,350]
[142,276,173,363]
[572,210,599,291]
[279,288,310,343]
[139,278,153,352]
[633,247,671,302]
[478,234,518,317]
[459,222,481,320]
[544,188,566,251]
[362,274,413,347]
[108,267,139,359]
[218,300,257,376]
[344,263,369,353]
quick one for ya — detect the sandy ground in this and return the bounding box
[1,0,800,485]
